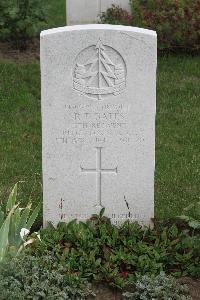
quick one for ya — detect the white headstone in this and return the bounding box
[67,0,131,25]
[41,24,157,226]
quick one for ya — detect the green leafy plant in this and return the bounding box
[100,1,200,52]
[0,183,40,261]
[122,272,192,299]
[0,0,47,49]
[130,0,200,52]
[0,252,91,300]
[100,4,133,25]
[27,211,200,288]
[0,204,17,262]
[179,201,200,230]
[0,209,198,298]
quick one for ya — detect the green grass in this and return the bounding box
[0,0,199,219]
[0,62,42,209]
[0,0,66,215]
[155,55,200,218]
[42,0,66,30]
[0,55,199,219]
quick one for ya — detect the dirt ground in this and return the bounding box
[0,40,40,62]
[178,278,200,300]
[88,284,121,300]
[88,278,200,300]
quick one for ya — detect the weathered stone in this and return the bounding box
[67,0,131,25]
[41,24,157,226]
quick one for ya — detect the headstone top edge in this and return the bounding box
[40,24,157,38]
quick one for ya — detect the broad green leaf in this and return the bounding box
[170,224,178,238]
[183,203,195,212]
[9,214,17,245]
[0,210,4,228]
[100,207,105,218]
[0,206,16,262]
[8,205,20,245]
[11,207,21,229]
[188,220,200,230]
[178,215,191,222]
[8,245,18,258]
[17,205,31,231]
[26,203,41,230]
[6,183,18,212]
[9,206,30,247]
[66,219,77,230]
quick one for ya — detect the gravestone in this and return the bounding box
[41,24,157,226]
[67,0,131,25]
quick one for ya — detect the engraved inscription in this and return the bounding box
[56,103,131,146]
[81,147,117,208]
[73,39,126,100]
[57,211,147,225]
[59,198,66,220]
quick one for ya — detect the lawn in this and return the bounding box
[0,55,199,219]
[0,0,199,220]
[156,55,200,218]
[42,0,66,30]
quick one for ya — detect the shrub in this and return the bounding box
[100,1,200,52]
[179,201,200,230]
[122,272,192,299]
[0,0,47,50]
[100,4,133,26]
[131,0,200,52]
[0,211,198,297]
[27,212,200,288]
[0,253,90,299]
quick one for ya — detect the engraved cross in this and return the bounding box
[81,147,118,208]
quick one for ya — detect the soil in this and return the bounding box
[178,277,200,300]
[0,39,40,62]
[88,279,200,300]
[88,284,121,300]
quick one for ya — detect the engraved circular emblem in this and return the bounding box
[73,39,127,100]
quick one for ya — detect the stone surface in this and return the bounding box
[41,24,157,226]
[67,0,131,25]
